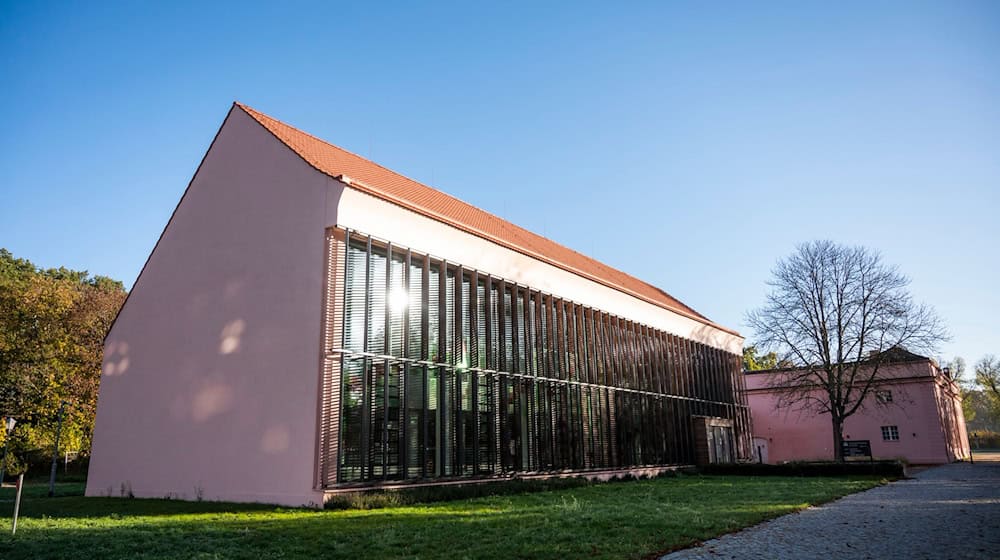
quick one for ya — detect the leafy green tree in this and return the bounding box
[975,355,1000,420]
[742,345,779,371]
[0,248,125,473]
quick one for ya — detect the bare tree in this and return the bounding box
[747,241,948,461]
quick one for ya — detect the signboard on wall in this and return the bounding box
[842,440,872,460]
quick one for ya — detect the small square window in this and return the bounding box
[881,425,899,441]
[875,390,893,404]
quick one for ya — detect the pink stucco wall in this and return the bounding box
[86,108,343,506]
[746,360,970,465]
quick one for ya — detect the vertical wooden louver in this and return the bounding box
[319,227,750,489]
[318,228,346,488]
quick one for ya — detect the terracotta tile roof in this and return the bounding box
[234,102,737,336]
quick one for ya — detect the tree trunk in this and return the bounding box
[832,416,844,462]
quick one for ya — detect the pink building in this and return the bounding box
[86,103,749,507]
[746,350,970,465]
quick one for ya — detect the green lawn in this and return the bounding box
[0,475,885,559]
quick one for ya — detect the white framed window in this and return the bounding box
[875,390,893,404]
[881,425,899,441]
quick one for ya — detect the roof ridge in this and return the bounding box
[237,102,451,200]
[232,101,735,335]
[234,103,575,247]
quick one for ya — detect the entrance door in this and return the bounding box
[752,437,769,464]
[707,425,735,464]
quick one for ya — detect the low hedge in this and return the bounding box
[1,449,90,483]
[325,470,686,510]
[325,477,596,510]
[700,460,905,478]
[969,431,1000,449]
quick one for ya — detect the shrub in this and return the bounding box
[699,461,904,478]
[969,431,1000,450]
[325,476,594,510]
[324,470,684,510]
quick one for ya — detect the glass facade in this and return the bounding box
[328,229,750,484]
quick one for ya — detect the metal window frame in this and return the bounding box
[327,228,749,485]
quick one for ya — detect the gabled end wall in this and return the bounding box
[86,106,343,506]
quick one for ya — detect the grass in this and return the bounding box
[0,475,887,559]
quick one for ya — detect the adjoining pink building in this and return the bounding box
[86,103,750,507]
[746,350,970,465]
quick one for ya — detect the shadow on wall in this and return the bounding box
[103,341,130,376]
[104,314,292,453]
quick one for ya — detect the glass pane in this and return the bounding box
[389,253,405,358]
[477,279,487,369]
[405,364,424,478]
[339,357,365,481]
[368,246,387,354]
[344,241,367,353]
[407,260,423,361]
[428,264,440,362]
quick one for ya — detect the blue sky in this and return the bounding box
[2,1,997,366]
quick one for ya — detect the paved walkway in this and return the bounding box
[662,457,1000,559]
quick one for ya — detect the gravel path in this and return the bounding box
[662,459,1000,560]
